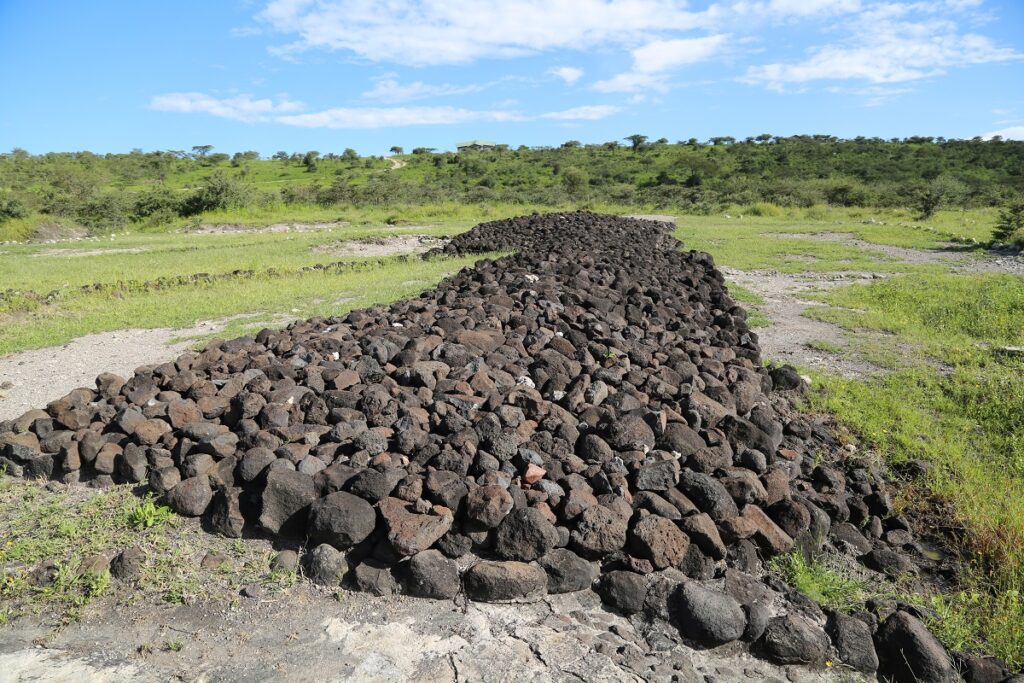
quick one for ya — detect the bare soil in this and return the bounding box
[186,221,350,236]
[0,574,838,683]
[312,235,448,258]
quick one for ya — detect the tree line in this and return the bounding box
[0,136,1021,239]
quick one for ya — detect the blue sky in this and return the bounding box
[2,0,1022,155]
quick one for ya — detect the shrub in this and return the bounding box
[0,193,28,223]
[993,199,1024,246]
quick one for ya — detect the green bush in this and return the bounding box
[993,200,1024,246]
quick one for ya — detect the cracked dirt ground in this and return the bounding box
[0,583,843,683]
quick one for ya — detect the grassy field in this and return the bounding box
[2,204,1022,666]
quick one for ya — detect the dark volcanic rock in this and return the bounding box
[258,469,316,534]
[1,209,921,674]
[674,581,747,646]
[308,491,376,549]
[538,548,596,594]
[876,611,956,683]
[464,560,547,602]
[406,549,460,599]
[759,614,829,665]
[494,507,559,561]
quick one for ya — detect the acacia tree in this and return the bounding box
[624,134,647,152]
[191,145,213,158]
[389,146,404,155]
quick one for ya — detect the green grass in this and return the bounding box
[0,475,296,624]
[0,253,488,354]
[802,271,1024,667]
[770,551,867,613]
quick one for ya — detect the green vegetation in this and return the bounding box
[803,273,1024,668]
[0,476,296,624]
[2,137,1021,240]
[770,551,867,613]
[993,199,1024,247]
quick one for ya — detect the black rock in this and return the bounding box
[406,549,461,599]
[538,548,596,594]
[828,612,879,674]
[598,570,648,615]
[759,614,829,665]
[875,611,956,683]
[305,543,348,586]
[494,507,558,561]
[674,581,747,646]
[308,491,376,549]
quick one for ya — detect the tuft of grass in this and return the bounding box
[124,494,175,530]
[806,339,844,354]
[771,551,867,613]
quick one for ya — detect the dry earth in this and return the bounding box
[0,576,840,683]
[312,234,447,258]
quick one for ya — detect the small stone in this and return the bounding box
[271,550,299,573]
[406,549,461,599]
[876,611,956,683]
[463,561,547,602]
[111,547,145,580]
[166,476,213,517]
[465,484,514,528]
[598,570,647,615]
[308,491,376,549]
[305,543,348,586]
[354,560,398,596]
[538,548,596,594]
[570,505,628,559]
[629,515,689,569]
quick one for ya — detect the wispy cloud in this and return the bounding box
[258,0,714,66]
[744,2,1022,90]
[278,105,522,128]
[540,104,621,120]
[549,66,584,85]
[594,35,729,92]
[148,92,304,122]
[983,126,1024,140]
[362,77,489,103]
[150,92,621,128]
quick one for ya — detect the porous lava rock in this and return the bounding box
[1,211,948,674]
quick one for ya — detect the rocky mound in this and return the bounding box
[1,212,1001,681]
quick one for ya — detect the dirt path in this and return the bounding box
[723,267,885,378]
[387,157,406,170]
[312,234,446,258]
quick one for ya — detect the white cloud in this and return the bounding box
[149,92,304,122]
[258,0,716,66]
[540,104,621,120]
[744,3,1022,89]
[150,91,626,128]
[983,126,1024,140]
[594,34,728,92]
[277,105,522,128]
[632,35,730,73]
[549,66,584,84]
[362,78,488,103]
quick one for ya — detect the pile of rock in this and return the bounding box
[1,212,994,680]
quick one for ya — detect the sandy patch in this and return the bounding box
[30,247,147,258]
[187,221,349,236]
[313,234,447,258]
